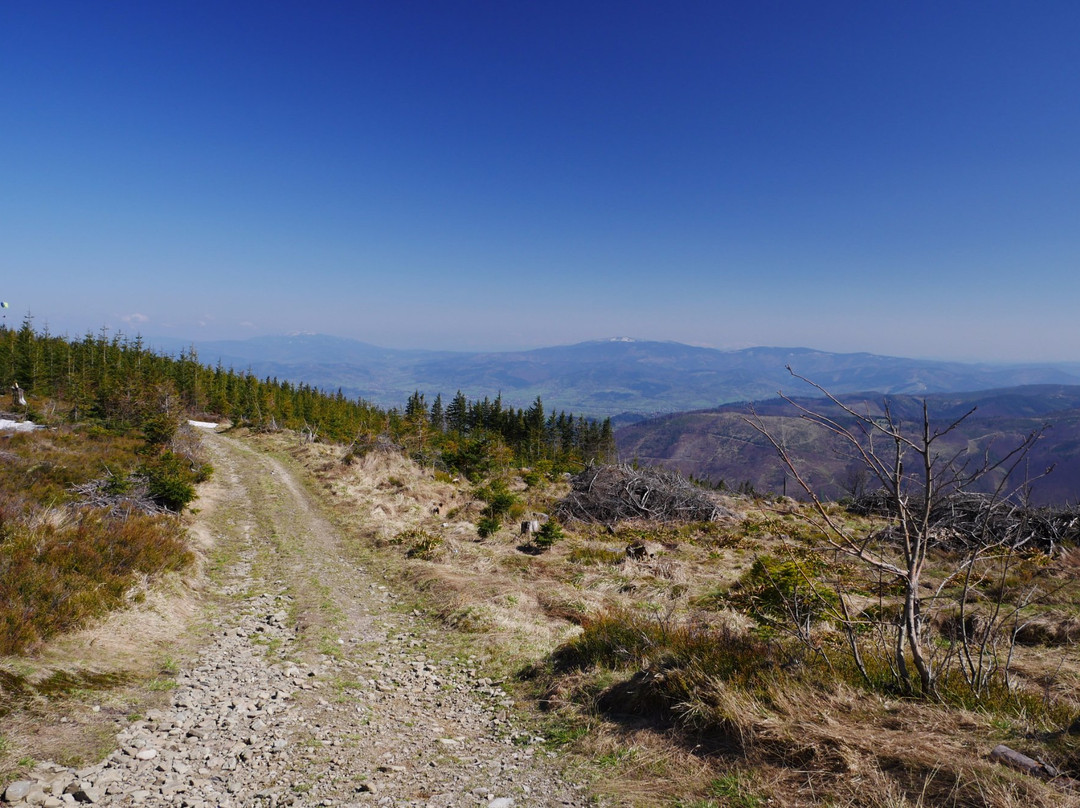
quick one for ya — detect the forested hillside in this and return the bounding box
[2,319,615,476]
[0,319,614,655]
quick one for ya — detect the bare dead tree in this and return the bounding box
[746,367,1049,698]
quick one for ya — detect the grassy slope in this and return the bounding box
[2,418,1077,807]
[269,433,1080,808]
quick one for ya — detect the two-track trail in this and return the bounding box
[3,431,590,808]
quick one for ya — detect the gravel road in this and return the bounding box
[3,432,591,808]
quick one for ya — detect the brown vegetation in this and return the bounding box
[0,425,197,657]
[269,433,1080,807]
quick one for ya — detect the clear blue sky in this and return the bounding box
[3,2,1079,361]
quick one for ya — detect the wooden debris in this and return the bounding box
[848,490,1080,554]
[989,744,1078,791]
[555,464,730,526]
[69,474,169,517]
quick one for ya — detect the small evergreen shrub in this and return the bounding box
[141,451,198,512]
[726,554,840,632]
[474,479,519,539]
[533,519,565,550]
[141,412,178,447]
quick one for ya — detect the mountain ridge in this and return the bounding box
[614,383,1080,505]
[146,333,1080,419]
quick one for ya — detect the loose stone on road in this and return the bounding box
[3,432,590,807]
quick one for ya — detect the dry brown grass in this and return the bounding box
[256,433,1080,807]
[0,439,229,783]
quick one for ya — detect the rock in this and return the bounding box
[63,783,100,803]
[4,781,34,801]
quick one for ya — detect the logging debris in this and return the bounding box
[69,474,169,518]
[847,489,1080,554]
[555,464,732,526]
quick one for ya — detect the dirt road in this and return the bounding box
[3,431,590,807]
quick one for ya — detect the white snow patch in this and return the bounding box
[187,420,220,430]
[0,419,40,432]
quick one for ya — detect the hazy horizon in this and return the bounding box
[85,329,1080,370]
[5,3,1080,362]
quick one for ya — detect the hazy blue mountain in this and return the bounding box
[147,333,1080,419]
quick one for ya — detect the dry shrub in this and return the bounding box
[0,511,192,655]
[1013,614,1080,647]
[169,422,207,467]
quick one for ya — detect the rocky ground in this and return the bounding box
[2,431,591,808]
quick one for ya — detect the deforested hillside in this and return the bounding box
[617,384,1080,505]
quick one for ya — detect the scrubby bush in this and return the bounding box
[725,554,840,634]
[533,519,565,550]
[141,451,198,512]
[477,516,502,539]
[401,529,443,560]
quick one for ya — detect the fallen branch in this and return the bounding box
[989,744,1078,791]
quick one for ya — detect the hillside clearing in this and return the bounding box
[272,432,1080,807]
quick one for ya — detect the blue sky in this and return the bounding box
[3,2,1079,361]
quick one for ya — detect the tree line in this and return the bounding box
[1,317,615,477]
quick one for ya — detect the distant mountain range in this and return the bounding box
[149,333,1080,420]
[614,385,1080,506]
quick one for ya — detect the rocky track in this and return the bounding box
[3,432,589,808]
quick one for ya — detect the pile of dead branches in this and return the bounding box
[848,489,1080,554]
[69,475,170,518]
[555,464,728,526]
